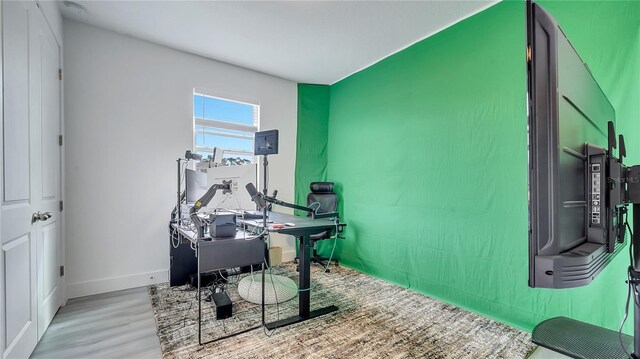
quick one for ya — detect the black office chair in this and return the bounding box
[295,182,339,272]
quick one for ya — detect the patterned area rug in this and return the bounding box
[149,263,536,358]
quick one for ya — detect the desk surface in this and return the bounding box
[173,211,344,241]
[239,211,343,236]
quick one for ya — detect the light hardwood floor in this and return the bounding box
[30,286,563,359]
[31,287,162,359]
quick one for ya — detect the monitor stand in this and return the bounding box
[532,317,632,358]
[532,203,640,358]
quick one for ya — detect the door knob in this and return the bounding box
[31,211,52,224]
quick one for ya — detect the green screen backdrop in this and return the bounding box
[295,84,330,215]
[295,1,640,332]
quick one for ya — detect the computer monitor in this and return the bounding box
[527,2,626,289]
[205,164,258,210]
[185,169,208,204]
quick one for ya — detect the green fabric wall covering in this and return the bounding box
[295,84,330,216]
[294,1,640,333]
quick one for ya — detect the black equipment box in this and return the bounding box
[212,292,232,320]
[209,212,237,238]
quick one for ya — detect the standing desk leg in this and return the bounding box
[264,233,338,330]
[299,234,311,317]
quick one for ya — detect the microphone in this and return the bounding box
[245,183,266,209]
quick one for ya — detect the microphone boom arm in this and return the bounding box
[245,182,337,219]
[262,195,317,217]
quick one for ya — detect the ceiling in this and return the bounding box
[60,1,497,84]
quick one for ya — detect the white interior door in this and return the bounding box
[1,1,62,357]
[31,3,62,341]
[1,1,39,357]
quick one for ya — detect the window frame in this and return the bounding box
[192,90,260,161]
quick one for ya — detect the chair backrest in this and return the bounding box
[307,182,337,216]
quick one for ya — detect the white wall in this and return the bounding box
[63,20,298,298]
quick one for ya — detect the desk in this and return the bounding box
[170,223,265,345]
[240,212,346,330]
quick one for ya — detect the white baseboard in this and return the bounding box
[66,269,168,299]
[67,253,296,299]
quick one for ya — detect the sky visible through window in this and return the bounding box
[194,95,254,125]
[194,94,257,162]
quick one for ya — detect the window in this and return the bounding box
[193,92,259,165]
